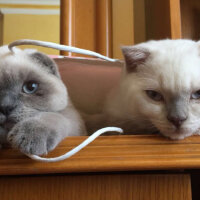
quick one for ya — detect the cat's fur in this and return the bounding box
[104,39,200,140]
[0,46,86,155]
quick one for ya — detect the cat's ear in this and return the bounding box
[121,46,150,73]
[26,50,60,78]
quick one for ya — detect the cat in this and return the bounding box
[0,45,86,155]
[102,39,200,140]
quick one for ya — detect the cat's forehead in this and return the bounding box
[0,47,43,74]
[0,57,44,88]
[137,40,200,92]
[0,60,40,77]
[142,39,198,51]
[144,61,200,94]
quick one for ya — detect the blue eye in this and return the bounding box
[22,81,38,94]
[191,90,200,99]
[145,90,163,101]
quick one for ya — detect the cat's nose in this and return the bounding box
[0,104,16,116]
[0,94,17,116]
[167,115,187,128]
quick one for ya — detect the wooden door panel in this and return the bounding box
[0,174,192,200]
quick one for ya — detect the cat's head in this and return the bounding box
[0,46,68,129]
[121,39,200,139]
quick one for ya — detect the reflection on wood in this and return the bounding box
[1,135,200,175]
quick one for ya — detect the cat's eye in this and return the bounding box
[191,90,200,99]
[145,90,163,101]
[22,81,38,94]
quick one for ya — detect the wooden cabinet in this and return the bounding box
[0,134,195,200]
[180,0,200,40]
[60,0,200,58]
[0,174,192,200]
[60,0,112,57]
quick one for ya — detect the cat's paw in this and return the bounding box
[7,120,60,155]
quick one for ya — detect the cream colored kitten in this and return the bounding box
[104,39,200,140]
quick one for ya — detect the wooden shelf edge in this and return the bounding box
[1,135,200,176]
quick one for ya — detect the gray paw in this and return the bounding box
[7,120,59,155]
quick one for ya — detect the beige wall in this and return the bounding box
[0,13,3,45]
[2,13,59,55]
[0,1,60,55]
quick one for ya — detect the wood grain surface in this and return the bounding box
[169,0,182,38]
[180,0,200,40]
[112,0,134,58]
[145,0,171,40]
[60,0,96,56]
[96,0,112,57]
[0,174,192,200]
[144,0,182,40]
[1,135,200,175]
[60,0,112,57]
[60,0,70,55]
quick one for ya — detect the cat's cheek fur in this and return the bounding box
[48,80,68,111]
[136,96,162,116]
[127,85,163,118]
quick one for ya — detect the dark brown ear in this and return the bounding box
[121,46,150,73]
[29,51,60,78]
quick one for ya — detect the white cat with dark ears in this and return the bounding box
[0,46,86,155]
[104,39,200,140]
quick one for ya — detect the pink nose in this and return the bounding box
[167,116,187,128]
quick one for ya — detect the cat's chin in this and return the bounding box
[160,129,195,140]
